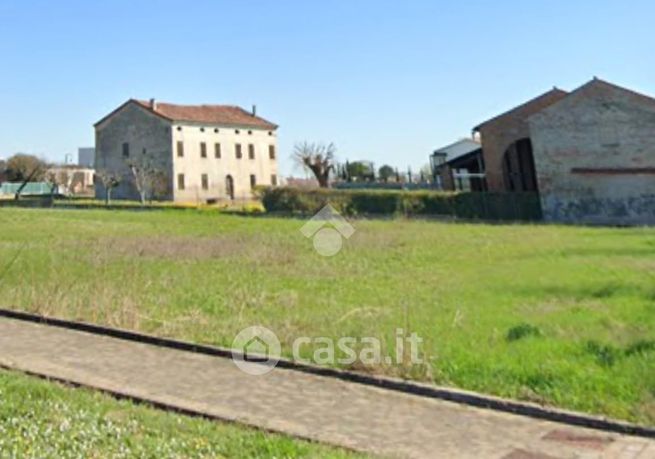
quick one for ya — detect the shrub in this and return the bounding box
[259,187,542,221]
[349,190,401,215]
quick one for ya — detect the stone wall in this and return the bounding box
[95,103,173,201]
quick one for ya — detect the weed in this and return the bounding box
[585,340,620,367]
[506,323,542,342]
[625,340,655,357]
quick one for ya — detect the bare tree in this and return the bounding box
[127,152,165,205]
[292,142,336,188]
[96,169,121,205]
[44,168,71,201]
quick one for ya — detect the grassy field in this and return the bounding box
[0,207,654,424]
[0,370,362,458]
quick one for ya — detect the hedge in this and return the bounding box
[258,187,542,221]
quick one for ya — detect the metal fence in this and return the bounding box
[0,182,55,196]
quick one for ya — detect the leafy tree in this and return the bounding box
[5,154,47,182]
[0,159,6,181]
[292,142,336,188]
[344,161,375,182]
[378,164,395,182]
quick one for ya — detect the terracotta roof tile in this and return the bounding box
[134,100,278,129]
[473,88,569,131]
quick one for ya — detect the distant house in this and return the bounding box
[94,99,279,203]
[472,78,655,225]
[47,165,95,195]
[430,138,484,191]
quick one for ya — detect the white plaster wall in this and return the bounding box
[171,123,278,202]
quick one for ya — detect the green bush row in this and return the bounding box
[258,187,542,221]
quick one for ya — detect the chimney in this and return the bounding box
[251,104,257,117]
[149,98,157,110]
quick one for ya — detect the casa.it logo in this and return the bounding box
[231,326,281,376]
[300,204,355,256]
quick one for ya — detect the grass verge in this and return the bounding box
[0,207,654,424]
[0,369,364,458]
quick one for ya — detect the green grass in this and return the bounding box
[1,207,654,424]
[0,370,362,458]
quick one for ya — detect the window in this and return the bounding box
[271,174,277,186]
[248,144,255,159]
[177,126,182,131]
[201,174,209,190]
[268,145,276,160]
[268,131,273,136]
[142,147,147,155]
[177,141,184,157]
[122,142,130,158]
[177,174,185,190]
[250,174,256,189]
[200,142,207,158]
[200,127,205,132]
[248,130,253,135]
[235,143,242,159]
[235,129,240,135]
[214,128,219,133]
[214,143,221,159]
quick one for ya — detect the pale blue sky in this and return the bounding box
[1,0,653,176]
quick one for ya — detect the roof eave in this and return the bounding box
[472,88,569,132]
[170,119,278,130]
[93,99,173,128]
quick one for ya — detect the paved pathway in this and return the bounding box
[0,317,653,459]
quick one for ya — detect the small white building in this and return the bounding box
[430,138,485,191]
[94,99,279,202]
[47,165,95,195]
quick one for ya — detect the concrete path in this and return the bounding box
[0,317,652,459]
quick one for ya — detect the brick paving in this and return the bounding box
[0,317,652,459]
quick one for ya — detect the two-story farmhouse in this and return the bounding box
[94,99,278,202]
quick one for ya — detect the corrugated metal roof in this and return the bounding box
[432,138,481,162]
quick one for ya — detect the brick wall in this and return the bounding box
[476,89,568,191]
[530,80,655,224]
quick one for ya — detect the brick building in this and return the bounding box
[473,88,568,193]
[474,78,655,225]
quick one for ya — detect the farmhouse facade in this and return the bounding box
[94,99,278,202]
[472,78,655,225]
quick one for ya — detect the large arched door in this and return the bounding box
[225,175,234,200]
[502,138,539,192]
